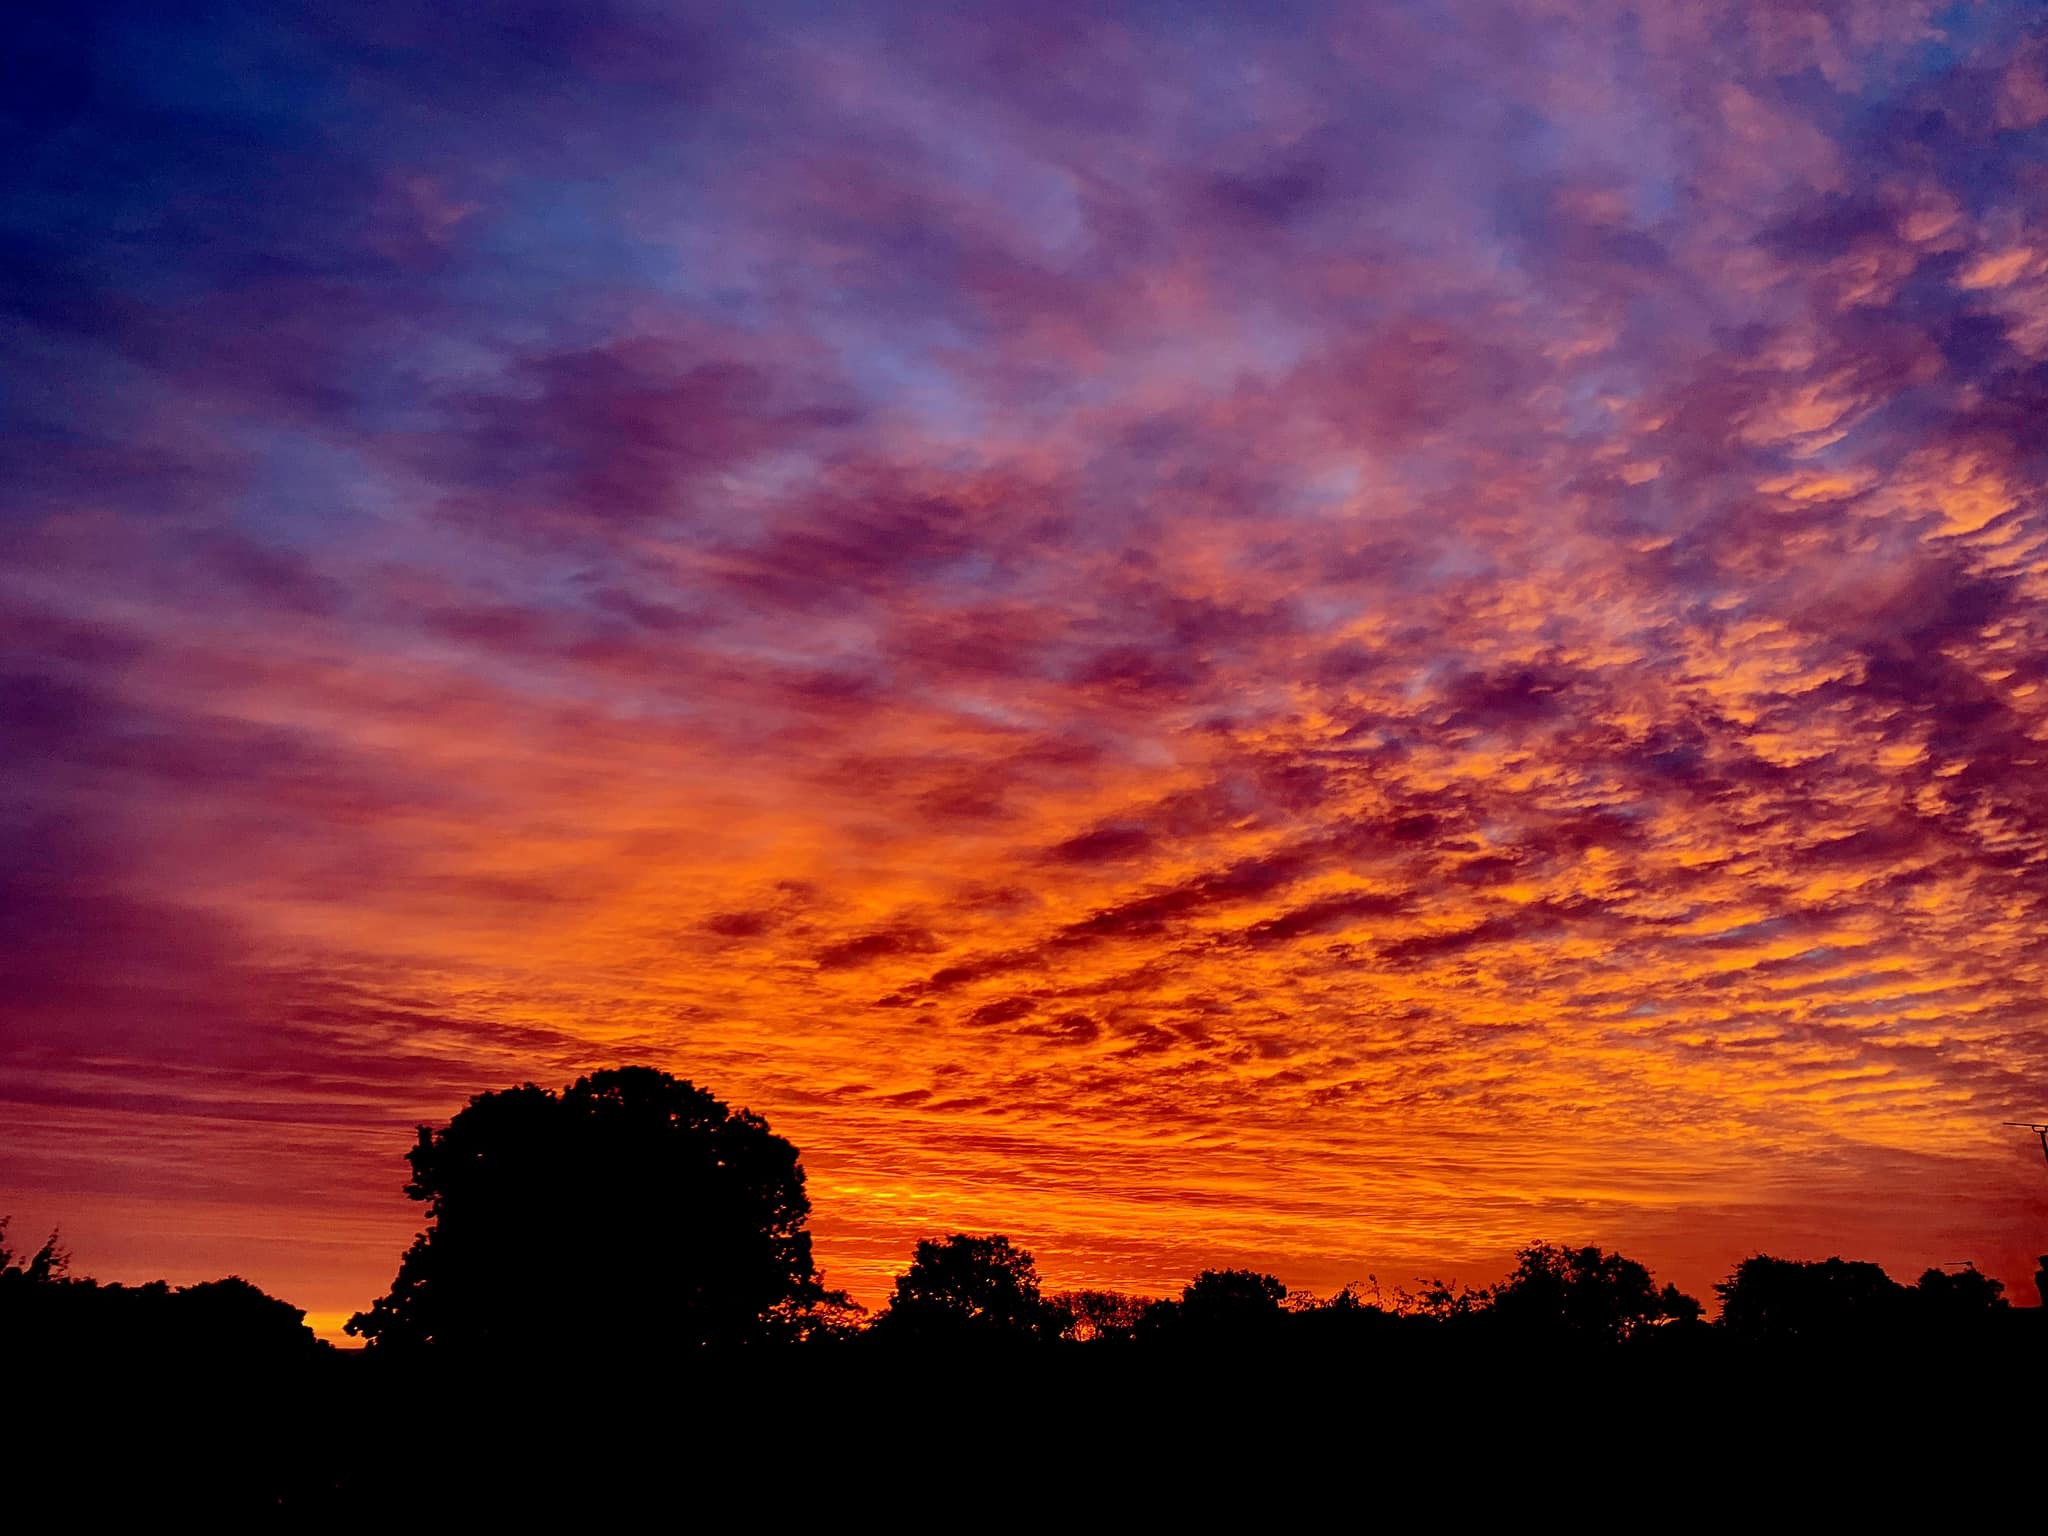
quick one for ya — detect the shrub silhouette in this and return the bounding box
[871,1234,1061,1342]
[1276,1282,1411,1349]
[346,1066,825,1353]
[1390,1276,1490,1321]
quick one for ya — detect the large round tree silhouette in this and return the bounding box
[348,1067,821,1353]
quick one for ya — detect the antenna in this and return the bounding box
[2004,1122,2048,1168]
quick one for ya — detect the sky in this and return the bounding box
[6,0,2048,1341]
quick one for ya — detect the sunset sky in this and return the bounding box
[8,0,2048,1341]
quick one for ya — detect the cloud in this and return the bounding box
[813,926,941,970]
[8,0,2048,1332]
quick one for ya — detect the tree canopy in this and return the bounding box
[1146,1268,1289,1340]
[1714,1255,2011,1344]
[346,1066,825,1353]
[1052,1289,1150,1343]
[1714,1255,1905,1342]
[1910,1264,2008,1325]
[871,1233,1061,1342]
[1488,1242,1698,1343]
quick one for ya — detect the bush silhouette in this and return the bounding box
[347,1066,826,1353]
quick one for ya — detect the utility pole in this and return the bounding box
[2009,1123,2048,1311]
[2005,1122,2048,1169]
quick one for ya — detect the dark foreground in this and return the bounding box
[18,1318,2046,1519]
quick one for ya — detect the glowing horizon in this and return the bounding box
[6,1,2048,1341]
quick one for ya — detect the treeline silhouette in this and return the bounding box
[9,1066,2044,1515]
[325,1065,2034,1357]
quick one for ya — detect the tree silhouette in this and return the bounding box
[1657,1282,1705,1327]
[1277,1282,1411,1351]
[1137,1268,1289,1343]
[0,1217,67,1290]
[1179,1268,1286,1332]
[346,1067,826,1354]
[1487,1242,1691,1343]
[871,1234,1060,1342]
[1713,1255,1905,1343]
[1052,1289,1152,1342]
[1390,1276,1490,1321]
[170,1276,327,1362]
[1909,1265,2007,1329]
